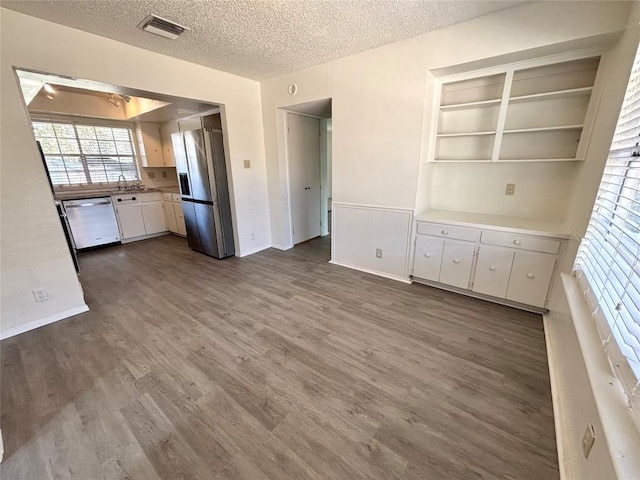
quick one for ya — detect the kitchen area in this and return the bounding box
[19,70,235,272]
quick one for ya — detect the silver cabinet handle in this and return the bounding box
[441,230,448,235]
[527,273,535,279]
[513,240,521,245]
[489,265,496,271]
[424,253,431,258]
[453,258,460,264]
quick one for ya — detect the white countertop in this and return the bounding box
[415,209,572,239]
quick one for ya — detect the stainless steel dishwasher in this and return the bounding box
[62,197,121,249]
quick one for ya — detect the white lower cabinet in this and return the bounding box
[472,245,515,298]
[115,203,146,239]
[412,220,561,310]
[163,193,186,236]
[506,251,557,307]
[163,199,178,232]
[141,201,166,234]
[413,236,444,281]
[174,201,187,236]
[440,241,476,289]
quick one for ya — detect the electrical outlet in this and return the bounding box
[582,424,596,458]
[505,183,516,195]
[161,171,167,178]
[33,288,48,302]
[244,160,251,169]
[251,233,255,240]
[148,171,156,179]
[376,248,383,258]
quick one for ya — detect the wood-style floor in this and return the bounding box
[1,235,559,479]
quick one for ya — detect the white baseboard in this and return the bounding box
[0,303,89,340]
[272,243,293,251]
[237,244,271,257]
[328,260,412,284]
[120,231,169,244]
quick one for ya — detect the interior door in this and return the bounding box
[288,113,321,244]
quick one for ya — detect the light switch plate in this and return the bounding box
[243,160,251,169]
[376,248,382,258]
[505,183,516,195]
[582,424,595,458]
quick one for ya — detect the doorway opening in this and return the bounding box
[283,99,332,248]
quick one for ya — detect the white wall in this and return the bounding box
[260,1,632,281]
[0,8,270,337]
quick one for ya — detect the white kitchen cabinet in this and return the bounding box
[160,121,178,167]
[163,199,178,232]
[412,214,564,311]
[413,236,444,282]
[161,193,186,236]
[472,245,514,299]
[439,241,476,289]
[506,251,557,307]
[136,123,164,167]
[174,201,187,236]
[141,201,166,235]
[115,202,146,239]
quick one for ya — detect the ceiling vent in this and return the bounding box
[138,14,189,40]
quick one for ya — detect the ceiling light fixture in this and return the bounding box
[137,14,189,40]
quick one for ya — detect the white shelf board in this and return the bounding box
[432,158,492,163]
[496,157,581,162]
[415,209,571,238]
[503,124,583,134]
[439,98,501,110]
[508,86,593,103]
[436,131,496,138]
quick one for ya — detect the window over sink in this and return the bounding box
[32,119,141,187]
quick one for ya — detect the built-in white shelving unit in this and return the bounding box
[431,55,601,162]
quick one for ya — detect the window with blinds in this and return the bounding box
[32,120,140,187]
[574,44,640,410]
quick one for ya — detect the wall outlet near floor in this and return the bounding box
[244,160,251,169]
[505,183,516,195]
[32,288,48,302]
[376,248,383,258]
[251,233,255,240]
[582,424,596,458]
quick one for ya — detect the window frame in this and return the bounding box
[31,114,141,188]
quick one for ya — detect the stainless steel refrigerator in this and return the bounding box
[172,118,235,259]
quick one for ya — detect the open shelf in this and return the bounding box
[509,86,593,103]
[437,131,496,138]
[503,125,583,134]
[440,73,506,106]
[439,99,502,110]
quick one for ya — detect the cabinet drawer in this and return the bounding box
[416,222,480,242]
[172,193,182,203]
[506,251,556,307]
[413,236,444,282]
[162,192,173,202]
[139,192,162,203]
[440,240,476,289]
[481,231,560,254]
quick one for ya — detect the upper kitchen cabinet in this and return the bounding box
[136,121,178,167]
[431,54,601,163]
[136,122,164,167]
[160,120,179,167]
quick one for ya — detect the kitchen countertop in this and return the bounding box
[55,186,179,201]
[415,209,572,239]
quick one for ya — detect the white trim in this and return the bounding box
[120,231,169,244]
[328,260,412,284]
[0,303,90,340]
[271,243,294,251]
[560,273,640,478]
[543,313,573,480]
[236,244,271,257]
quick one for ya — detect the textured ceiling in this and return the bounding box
[2,0,525,80]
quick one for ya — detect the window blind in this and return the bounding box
[32,120,140,187]
[574,44,640,411]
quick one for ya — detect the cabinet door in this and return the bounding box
[116,204,146,239]
[138,123,164,167]
[506,251,556,307]
[440,241,476,289]
[141,201,167,234]
[160,122,177,167]
[174,202,187,236]
[413,236,444,282]
[163,200,178,233]
[472,246,514,299]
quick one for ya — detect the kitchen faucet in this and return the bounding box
[117,174,128,191]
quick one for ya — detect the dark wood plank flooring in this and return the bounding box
[1,235,558,479]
